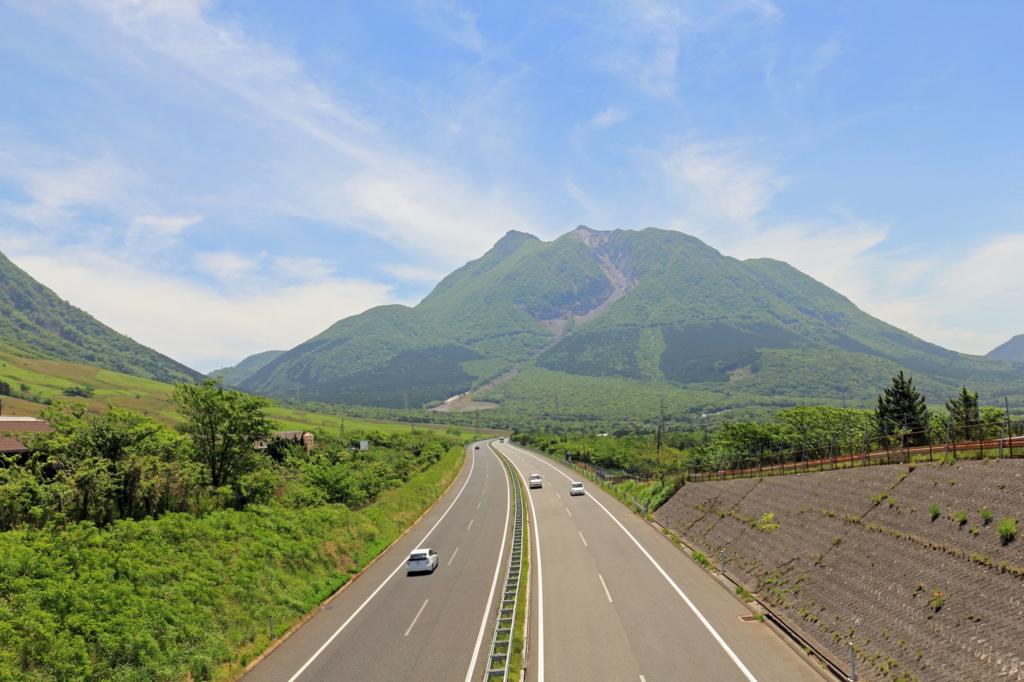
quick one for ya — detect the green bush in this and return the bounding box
[929,503,941,521]
[954,511,968,526]
[980,507,993,525]
[998,517,1017,545]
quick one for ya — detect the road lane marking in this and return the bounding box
[285,447,479,682]
[464,445,512,682]
[448,546,460,566]
[565,507,572,517]
[578,531,588,547]
[507,444,759,682]
[598,574,614,603]
[500,446,545,682]
[477,500,481,510]
[639,675,647,682]
[555,491,561,499]
[404,599,429,637]
[467,519,474,531]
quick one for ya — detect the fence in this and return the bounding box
[688,419,1024,483]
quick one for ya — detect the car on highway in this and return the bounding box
[569,481,585,496]
[529,473,542,489]
[406,548,439,574]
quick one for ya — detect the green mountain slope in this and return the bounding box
[240,227,1024,414]
[0,249,200,384]
[987,335,1024,363]
[209,350,285,386]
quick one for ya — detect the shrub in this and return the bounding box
[928,590,945,612]
[954,511,968,526]
[692,551,711,569]
[929,503,941,521]
[980,507,993,525]
[735,585,754,602]
[998,517,1017,545]
[756,512,779,532]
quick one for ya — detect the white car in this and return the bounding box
[407,548,439,574]
[569,481,585,496]
[529,473,542,489]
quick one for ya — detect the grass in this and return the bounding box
[508,463,529,679]
[929,503,941,521]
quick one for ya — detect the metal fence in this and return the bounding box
[688,419,1024,483]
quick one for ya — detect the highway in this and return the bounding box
[242,442,513,682]
[243,438,824,682]
[496,441,823,682]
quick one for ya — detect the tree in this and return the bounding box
[173,379,273,488]
[875,371,929,445]
[945,387,979,440]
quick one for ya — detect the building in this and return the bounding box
[0,416,52,455]
[254,430,315,453]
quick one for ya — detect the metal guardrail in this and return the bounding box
[484,451,524,682]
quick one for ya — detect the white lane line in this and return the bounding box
[467,519,474,531]
[639,675,647,682]
[565,507,572,517]
[448,546,460,566]
[507,445,759,682]
[477,500,481,510]
[463,446,512,682]
[598,574,614,603]
[404,599,429,637]
[501,446,545,682]
[555,491,561,499]
[286,449,478,682]
[578,531,588,547]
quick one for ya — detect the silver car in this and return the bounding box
[529,473,542,489]
[407,548,439,574]
[569,481,585,496]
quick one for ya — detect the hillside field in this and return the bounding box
[0,349,497,436]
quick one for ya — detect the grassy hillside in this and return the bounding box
[208,350,285,387]
[0,250,199,383]
[0,348,468,436]
[988,334,1024,362]
[234,227,1024,419]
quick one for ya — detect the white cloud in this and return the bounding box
[380,263,448,283]
[600,0,689,97]
[591,107,630,129]
[10,249,402,372]
[271,256,334,282]
[194,251,257,280]
[407,0,484,53]
[663,140,788,225]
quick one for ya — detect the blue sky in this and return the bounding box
[1,1,1022,371]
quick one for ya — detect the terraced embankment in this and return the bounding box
[657,459,1024,681]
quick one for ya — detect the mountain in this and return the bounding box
[209,350,285,387]
[240,227,1024,417]
[0,250,200,384]
[987,335,1024,363]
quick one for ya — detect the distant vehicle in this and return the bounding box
[529,473,542,489]
[407,548,439,574]
[474,444,480,450]
[569,481,585,496]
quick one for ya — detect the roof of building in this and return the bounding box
[0,436,29,454]
[0,417,51,433]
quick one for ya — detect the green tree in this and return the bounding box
[875,371,929,445]
[945,387,979,440]
[173,379,273,488]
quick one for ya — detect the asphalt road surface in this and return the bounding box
[496,441,824,682]
[242,442,512,682]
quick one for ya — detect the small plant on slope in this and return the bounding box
[929,503,941,521]
[954,511,968,526]
[980,507,993,525]
[998,517,1017,545]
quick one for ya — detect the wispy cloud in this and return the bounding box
[380,263,449,283]
[662,140,789,225]
[591,107,630,129]
[407,0,484,53]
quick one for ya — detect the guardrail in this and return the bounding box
[484,451,524,681]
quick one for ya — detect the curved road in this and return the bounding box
[497,441,824,682]
[243,442,512,682]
